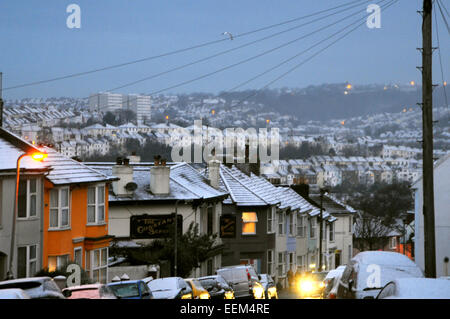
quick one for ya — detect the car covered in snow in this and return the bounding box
[336,251,424,299]
[147,277,193,299]
[0,288,31,299]
[323,265,346,299]
[62,283,117,299]
[107,280,153,299]
[0,277,65,299]
[376,278,450,299]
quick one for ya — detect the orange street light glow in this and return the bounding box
[165,115,169,120]
[444,81,447,86]
[266,119,270,123]
[346,84,352,90]
[410,81,415,86]
[31,152,48,161]
[211,109,215,115]
[340,120,345,125]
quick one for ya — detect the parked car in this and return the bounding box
[107,280,153,299]
[323,265,346,299]
[147,277,193,299]
[259,274,278,299]
[0,288,31,299]
[185,278,210,299]
[376,278,450,299]
[336,251,424,299]
[0,277,65,299]
[216,265,265,299]
[197,275,235,299]
[296,271,328,299]
[62,283,117,299]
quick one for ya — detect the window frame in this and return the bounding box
[241,212,258,235]
[87,184,106,225]
[267,207,275,234]
[48,254,69,273]
[86,247,108,284]
[17,178,38,219]
[277,252,285,277]
[49,187,71,230]
[309,217,317,238]
[267,250,274,276]
[17,244,38,278]
[329,222,335,242]
[278,212,284,236]
[74,247,83,266]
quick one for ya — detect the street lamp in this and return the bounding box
[7,151,47,279]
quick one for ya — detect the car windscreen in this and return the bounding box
[148,279,178,291]
[198,279,216,290]
[108,283,140,298]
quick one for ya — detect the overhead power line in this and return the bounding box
[2,0,369,92]
[227,0,400,109]
[145,0,388,96]
[90,0,374,98]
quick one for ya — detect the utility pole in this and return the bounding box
[420,0,436,278]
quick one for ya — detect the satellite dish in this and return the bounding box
[125,182,138,191]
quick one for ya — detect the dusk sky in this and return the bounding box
[0,0,447,99]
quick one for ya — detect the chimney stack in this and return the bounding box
[127,151,141,163]
[150,156,170,195]
[208,159,221,189]
[112,157,135,197]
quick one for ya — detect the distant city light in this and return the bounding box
[211,109,215,115]
[165,115,169,120]
[444,81,447,87]
[410,80,415,86]
[346,84,352,90]
[266,119,270,124]
[402,108,407,113]
[341,120,345,125]
[344,91,349,95]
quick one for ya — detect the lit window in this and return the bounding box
[48,254,69,273]
[242,212,257,235]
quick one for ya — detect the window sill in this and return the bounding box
[17,217,39,221]
[242,233,257,236]
[48,227,71,232]
[87,222,107,227]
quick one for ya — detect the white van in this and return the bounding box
[336,251,424,299]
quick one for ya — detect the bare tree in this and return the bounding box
[353,212,399,251]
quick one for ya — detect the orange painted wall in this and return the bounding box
[42,180,111,269]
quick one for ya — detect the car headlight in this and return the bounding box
[224,291,234,299]
[199,292,210,299]
[268,287,277,297]
[253,285,265,299]
[319,282,325,288]
[181,293,192,299]
[299,280,314,294]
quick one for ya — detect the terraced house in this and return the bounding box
[0,128,117,283]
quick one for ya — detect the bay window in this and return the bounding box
[86,248,108,284]
[18,178,38,219]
